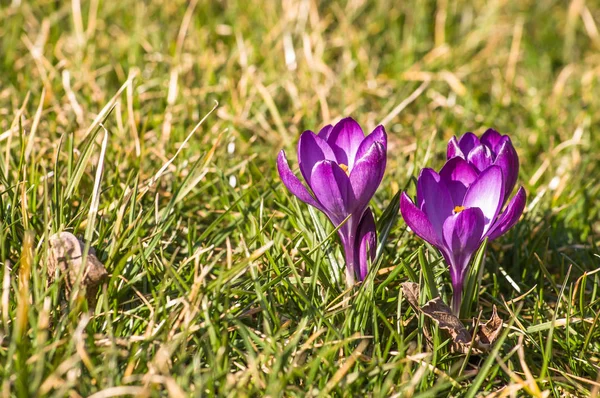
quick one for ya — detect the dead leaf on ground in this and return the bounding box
[422,297,472,346]
[401,282,504,354]
[474,305,502,349]
[48,232,107,303]
[401,281,421,309]
[401,282,433,343]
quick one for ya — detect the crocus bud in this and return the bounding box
[447,129,519,203]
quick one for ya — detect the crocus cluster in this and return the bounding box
[400,129,526,314]
[277,118,386,285]
[278,120,526,311]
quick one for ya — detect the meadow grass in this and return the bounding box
[1,0,600,396]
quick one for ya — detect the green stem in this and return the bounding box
[452,284,463,317]
[343,241,356,288]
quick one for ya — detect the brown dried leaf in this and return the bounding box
[401,282,421,310]
[48,232,107,301]
[401,282,433,345]
[400,283,504,354]
[421,297,472,346]
[475,305,503,348]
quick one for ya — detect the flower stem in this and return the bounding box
[342,241,356,288]
[452,284,462,317]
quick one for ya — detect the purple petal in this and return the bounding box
[467,144,495,172]
[355,125,387,162]
[317,124,333,141]
[462,165,505,235]
[458,132,481,155]
[326,117,365,168]
[310,160,354,225]
[439,157,479,206]
[487,187,526,240]
[349,141,386,212]
[417,168,454,241]
[447,136,465,159]
[297,131,336,184]
[481,128,503,155]
[277,151,323,211]
[356,208,377,281]
[442,207,485,287]
[416,167,440,208]
[493,136,519,201]
[400,192,442,247]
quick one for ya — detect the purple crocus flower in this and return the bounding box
[400,130,526,314]
[277,117,387,285]
[447,129,520,204]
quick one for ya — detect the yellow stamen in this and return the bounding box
[453,206,466,214]
[339,164,350,176]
